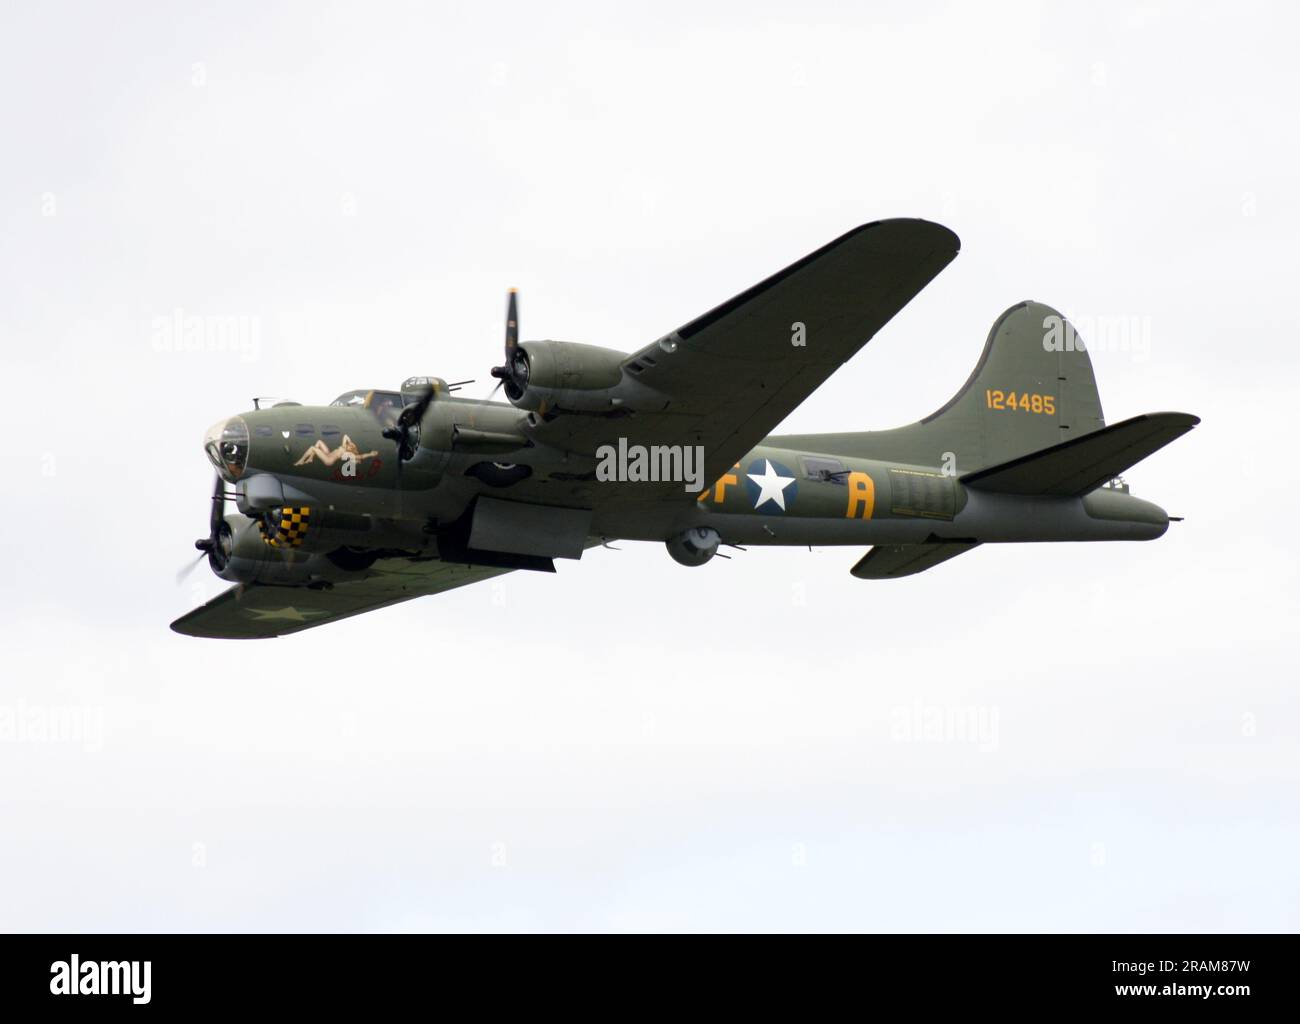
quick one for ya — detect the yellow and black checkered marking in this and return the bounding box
[259,506,312,548]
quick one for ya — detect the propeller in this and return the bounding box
[389,291,523,452]
[175,553,205,584]
[383,384,435,460]
[489,289,528,401]
[384,378,477,461]
[179,474,232,580]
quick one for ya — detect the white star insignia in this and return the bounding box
[747,459,795,511]
[244,605,329,622]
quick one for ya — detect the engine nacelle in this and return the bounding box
[504,340,667,414]
[257,505,433,556]
[213,515,347,585]
[259,505,367,553]
[666,526,721,567]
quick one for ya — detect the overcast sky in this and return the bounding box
[2,0,1297,931]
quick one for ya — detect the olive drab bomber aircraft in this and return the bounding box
[172,220,1199,639]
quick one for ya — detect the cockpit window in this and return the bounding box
[329,389,405,429]
[366,391,403,429]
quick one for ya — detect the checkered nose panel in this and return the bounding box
[258,506,312,548]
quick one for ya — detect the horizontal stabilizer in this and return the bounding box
[850,541,979,579]
[960,412,1199,497]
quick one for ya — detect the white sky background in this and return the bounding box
[1,0,1297,931]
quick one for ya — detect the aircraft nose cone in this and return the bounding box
[203,416,250,481]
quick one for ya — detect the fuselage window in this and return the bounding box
[295,423,315,437]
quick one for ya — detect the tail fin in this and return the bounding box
[770,300,1107,472]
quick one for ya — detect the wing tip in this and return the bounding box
[169,615,274,640]
[851,218,961,256]
[1130,410,1201,431]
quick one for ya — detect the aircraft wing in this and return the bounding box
[534,219,960,505]
[170,559,509,639]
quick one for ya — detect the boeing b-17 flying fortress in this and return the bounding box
[172,220,1197,638]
